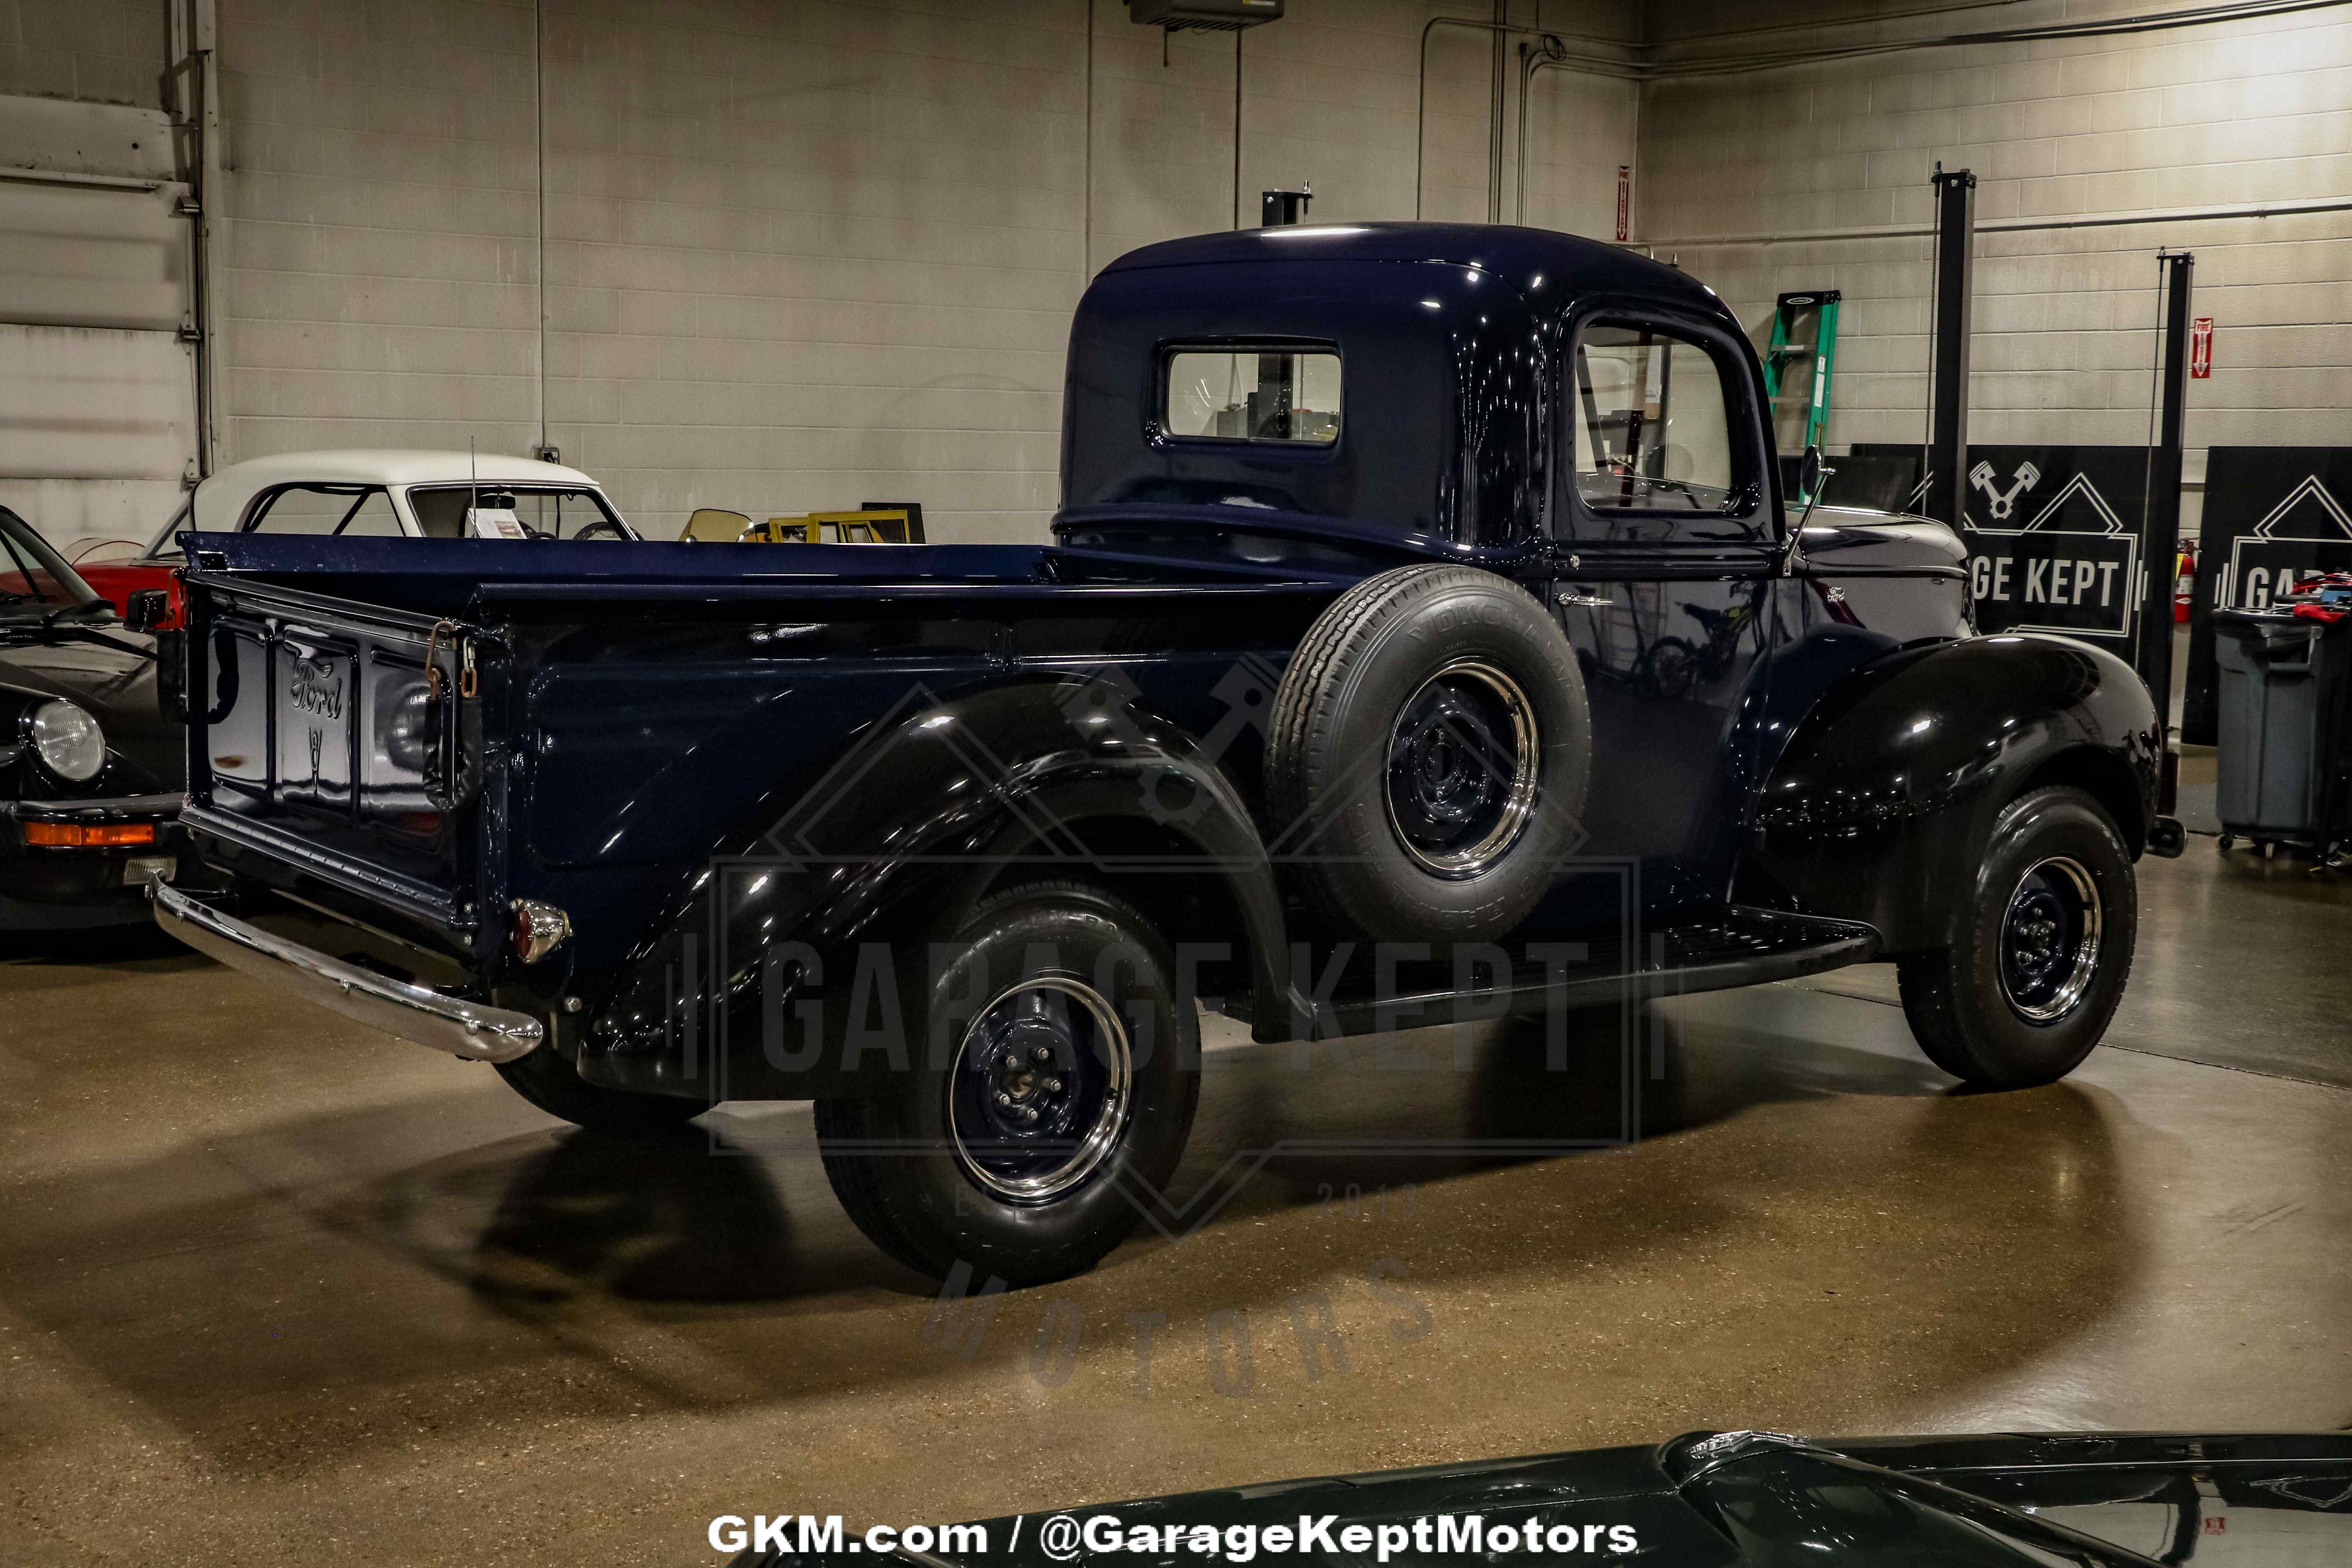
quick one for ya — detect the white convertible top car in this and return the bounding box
[174,450,637,541]
[74,451,642,622]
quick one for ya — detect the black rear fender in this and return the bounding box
[576,677,1287,1098]
[1751,634,2161,954]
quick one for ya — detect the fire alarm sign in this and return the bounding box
[2191,317,2214,378]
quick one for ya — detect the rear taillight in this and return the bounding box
[510,899,572,964]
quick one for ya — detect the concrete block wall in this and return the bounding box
[0,0,169,107]
[218,0,544,486]
[212,0,1637,545]
[1635,0,2352,499]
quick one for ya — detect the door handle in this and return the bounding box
[1557,592,1613,609]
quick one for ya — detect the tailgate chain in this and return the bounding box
[425,619,480,700]
[425,619,454,699]
[422,619,483,813]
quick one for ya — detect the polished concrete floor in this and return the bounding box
[4,844,2349,1564]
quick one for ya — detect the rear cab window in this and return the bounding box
[1164,347,1341,445]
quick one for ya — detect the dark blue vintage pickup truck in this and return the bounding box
[154,224,2179,1283]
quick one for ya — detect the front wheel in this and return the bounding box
[813,882,1199,1287]
[1897,786,2138,1089]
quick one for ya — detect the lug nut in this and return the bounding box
[1042,1077,1063,1094]
[1032,1045,1053,1063]
[994,1091,1013,1109]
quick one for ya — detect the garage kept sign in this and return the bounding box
[2182,447,2352,744]
[1855,444,2149,646]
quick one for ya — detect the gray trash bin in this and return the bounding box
[2212,606,2352,851]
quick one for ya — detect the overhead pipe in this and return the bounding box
[1502,0,2351,245]
[1642,193,2352,250]
[1513,34,1569,227]
[1431,0,2352,236]
[1635,0,2352,78]
[1439,0,2352,127]
[1412,15,1635,221]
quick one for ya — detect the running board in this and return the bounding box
[1246,906,1882,1041]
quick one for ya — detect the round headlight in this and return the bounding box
[28,699,106,783]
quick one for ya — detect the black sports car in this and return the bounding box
[0,505,193,930]
[730,1429,2352,1567]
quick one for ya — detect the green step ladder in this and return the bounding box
[1763,289,1841,499]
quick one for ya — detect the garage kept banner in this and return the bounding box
[1854,444,2151,647]
[2182,447,2352,745]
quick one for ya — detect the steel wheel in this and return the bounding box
[946,976,1132,1202]
[1997,855,2103,1022]
[1383,659,1541,879]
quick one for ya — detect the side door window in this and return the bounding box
[1550,315,1780,904]
[244,485,402,537]
[1567,320,1759,539]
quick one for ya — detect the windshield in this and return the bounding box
[407,485,632,541]
[0,506,103,619]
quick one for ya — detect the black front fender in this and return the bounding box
[576,675,1287,1098]
[1751,634,2160,953]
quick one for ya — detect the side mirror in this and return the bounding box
[1796,444,1824,502]
[125,588,169,633]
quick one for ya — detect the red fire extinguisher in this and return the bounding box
[2174,541,2196,622]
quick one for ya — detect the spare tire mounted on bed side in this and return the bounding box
[1265,564,1593,943]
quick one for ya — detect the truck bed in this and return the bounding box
[174,533,1352,968]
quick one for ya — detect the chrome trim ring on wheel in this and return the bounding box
[1998,855,2103,1022]
[947,976,1132,1201]
[1383,659,1541,879]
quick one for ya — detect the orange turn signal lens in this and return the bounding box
[23,821,156,848]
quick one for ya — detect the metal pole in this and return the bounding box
[535,0,548,457]
[1515,42,1533,224]
[1082,0,1093,274]
[1232,28,1243,229]
[1926,166,1976,533]
[2140,249,2195,803]
[1488,0,1506,225]
[188,0,225,477]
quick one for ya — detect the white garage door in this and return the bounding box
[0,165,198,565]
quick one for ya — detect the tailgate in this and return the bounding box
[183,575,487,941]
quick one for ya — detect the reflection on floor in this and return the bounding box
[2,843,2347,1564]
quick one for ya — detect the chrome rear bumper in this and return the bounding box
[150,878,544,1063]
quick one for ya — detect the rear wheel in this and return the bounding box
[813,882,1198,1286]
[494,1044,711,1136]
[1897,786,2137,1089]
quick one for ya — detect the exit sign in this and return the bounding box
[2191,317,2214,378]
